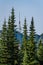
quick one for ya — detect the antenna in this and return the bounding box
[19,12,21,32]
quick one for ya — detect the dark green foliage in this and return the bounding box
[7,8,19,65]
[37,40,43,61]
[28,17,39,65]
[10,8,19,65]
[29,17,35,43]
[0,19,8,65]
[7,16,12,65]
[22,18,29,65]
[29,17,36,57]
[23,18,28,50]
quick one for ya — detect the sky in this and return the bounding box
[0,0,43,35]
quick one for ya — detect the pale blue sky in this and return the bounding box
[0,0,43,34]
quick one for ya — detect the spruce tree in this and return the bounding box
[0,37,3,64]
[0,19,8,65]
[28,17,39,65]
[23,18,27,50]
[22,18,28,65]
[29,17,35,43]
[37,40,43,65]
[7,16,12,65]
[7,8,19,65]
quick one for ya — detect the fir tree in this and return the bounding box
[22,18,28,65]
[29,17,35,43]
[7,8,19,65]
[0,19,8,65]
[23,18,27,50]
[37,40,43,65]
[0,37,3,64]
[7,16,12,65]
[28,17,39,65]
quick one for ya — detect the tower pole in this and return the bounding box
[19,12,21,32]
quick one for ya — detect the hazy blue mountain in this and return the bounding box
[16,32,40,44]
[0,30,43,45]
[38,33,43,43]
[35,34,40,43]
[15,31,23,44]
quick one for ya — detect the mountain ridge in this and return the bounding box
[0,30,43,44]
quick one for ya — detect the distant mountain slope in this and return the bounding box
[38,34,43,43]
[35,34,40,43]
[16,32,40,44]
[0,30,43,45]
[15,31,23,44]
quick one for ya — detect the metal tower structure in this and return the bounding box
[19,12,21,33]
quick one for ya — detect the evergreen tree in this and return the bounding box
[7,8,19,65]
[7,16,12,65]
[29,17,35,43]
[23,18,27,50]
[22,18,28,65]
[28,17,39,65]
[0,19,8,65]
[0,37,3,64]
[37,40,43,65]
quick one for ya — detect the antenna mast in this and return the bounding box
[19,12,21,32]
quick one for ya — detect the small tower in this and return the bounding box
[19,12,21,32]
[19,13,22,48]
